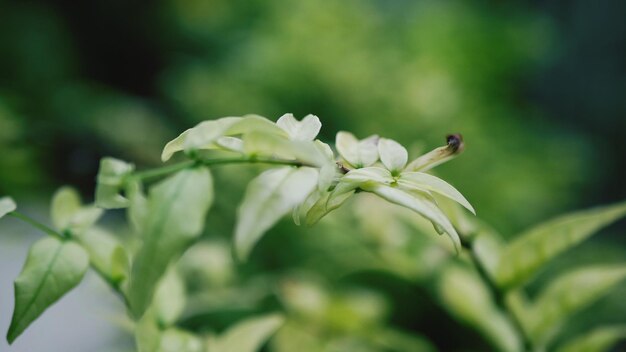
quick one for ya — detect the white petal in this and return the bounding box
[276,113,321,141]
[378,138,408,172]
[335,132,379,168]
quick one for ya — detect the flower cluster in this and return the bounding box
[160,113,474,256]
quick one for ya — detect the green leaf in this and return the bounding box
[7,237,89,344]
[495,200,626,289]
[335,132,379,168]
[153,267,186,327]
[207,313,285,352]
[0,196,17,218]
[377,138,408,173]
[398,172,475,214]
[437,265,522,352]
[95,157,135,209]
[368,185,461,252]
[235,167,318,260]
[161,115,287,161]
[276,113,322,141]
[527,265,626,346]
[129,167,213,318]
[75,227,129,285]
[555,325,626,352]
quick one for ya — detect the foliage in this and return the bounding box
[1,114,625,352]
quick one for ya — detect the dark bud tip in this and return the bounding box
[446,134,464,153]
[336,161,350,174]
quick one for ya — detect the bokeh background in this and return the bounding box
[1,0,625,351]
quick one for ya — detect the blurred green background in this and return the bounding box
[1,0,625,351]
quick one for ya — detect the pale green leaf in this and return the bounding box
[76,227,129,285]
[160,329,204,352]
[50,187,82,229]
[276,113,322,141]
[153,267,186,327]
[66,207,103,236]
[207,313,285,352]
[503,290,533,336]
[471,228,505,280]
[95,157,135,209]
[161,115,286,161]
[317,162,338,192]
[129,168,213,318]
[369,185,461,251]
[7,237,89,344]
[183,117,242,150]
[437,265,522,352]
[51,187,104,236]
[235,167,318,260]
[215,136,244,152]
[295,187,354,227]
[495,201,626,289]
[270,321,325,352]
[528,265,626,346]
[335,132,379,168]
[398,172,475,214]
[378,138,408,173]
[243,131,326,166]
[136,312,204,352]
[315,140,335,161]
[135,310,162,352]
[295,167,391,226]
[0,196,17,218]
[341,167,394,187]
[555,325,626,352]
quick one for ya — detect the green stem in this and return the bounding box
[9,212,65,240]
[133,160,195,180]
[199,156,308,167]
[133,156,312,181]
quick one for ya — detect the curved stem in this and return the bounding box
[133,160,195,180]
[134,156,313,181]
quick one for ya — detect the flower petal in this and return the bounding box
[378,138,408,172]
[276,113,322,141]
[335,132,379,168]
